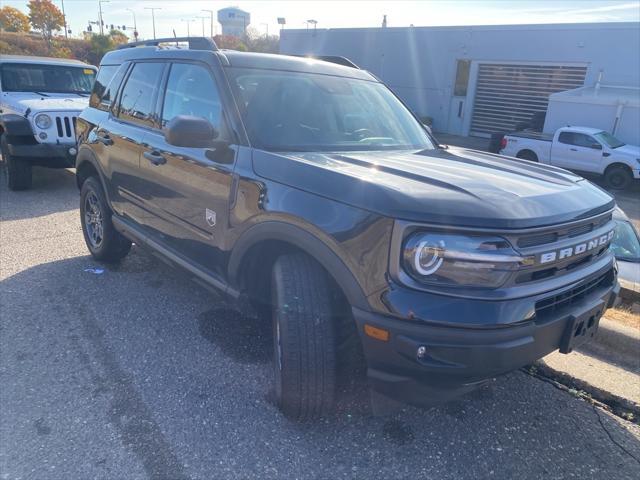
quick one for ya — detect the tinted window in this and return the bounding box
[161,63,224,134]
[118,62,165,127]
[90,64,127,111]
[228,68,434,152]
[0,63,95,93]
[454,60,470,97]
[558,131,598,148]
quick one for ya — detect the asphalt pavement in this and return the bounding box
[1,167,640,480]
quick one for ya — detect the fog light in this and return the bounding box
[68,147,77,155]
[417,346,427,359]
[39,132,47,140]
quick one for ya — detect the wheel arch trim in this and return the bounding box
[228,221,370,310]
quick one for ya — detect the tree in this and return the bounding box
[0,6,30,33]
[28,0,64,44]
[109,29,128,46]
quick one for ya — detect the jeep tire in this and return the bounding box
[80,176,131,263]
[1,136,32,191]
[271,253,337,420]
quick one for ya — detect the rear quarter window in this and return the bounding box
[90,64,127,111]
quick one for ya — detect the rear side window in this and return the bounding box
[90,64,127,111]
[558,132,574,145]
[161,63,225,135]
[117,62,165,128]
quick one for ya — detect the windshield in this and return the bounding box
[594,131,625,149]
[0,63,96,94]
[611,220,640,262]
[227,67,434,152]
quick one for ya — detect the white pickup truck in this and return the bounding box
[499,126,640,190]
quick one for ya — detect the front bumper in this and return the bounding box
[353,266,619,407]
[8,142,76,167]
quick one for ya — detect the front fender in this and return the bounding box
[227,220,371,310]
[0,114,34,137]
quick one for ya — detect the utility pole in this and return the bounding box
[181,19,195,37]
[126,8,138,40]
[60,0,68,38]
[201,9,214,37]
[98,0,110,36]
[196,16,208,37]
[145,7,161,39]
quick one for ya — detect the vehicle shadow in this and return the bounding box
[0,167,78,221]
[2,249,640,478]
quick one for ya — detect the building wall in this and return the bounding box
[280,23,640,135]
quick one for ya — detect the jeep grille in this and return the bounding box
[54,115,78,140]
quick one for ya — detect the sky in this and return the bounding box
[4,0,640,40]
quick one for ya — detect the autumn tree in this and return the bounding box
[0,6,30,33]
[28,0,64,45]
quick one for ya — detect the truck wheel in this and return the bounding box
[516,150,538,162]
[1,136,32,191]
[80,176,131,263]
[604,166,632,190]
[271,253,337,420]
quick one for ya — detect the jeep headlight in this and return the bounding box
[35,113,52,130]
[402,233,531,289]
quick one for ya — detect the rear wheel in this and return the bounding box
[271,253,337,420]
[1,136,32,191]
[80,176,131,263]
[516,150,538,162]
[604,165,632,190]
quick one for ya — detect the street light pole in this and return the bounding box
[181,19,195,37]
[261,23,268,38]
[201,9,214,37]
[196,16,208,37]
[60,0,68,38]
[126,8,137,40]
[145,7,161,39]
[98,0,110,36]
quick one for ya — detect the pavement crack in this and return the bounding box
[593,405,640,465]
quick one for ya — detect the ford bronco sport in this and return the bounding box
[76,38,619,420]
[0,55,96,190]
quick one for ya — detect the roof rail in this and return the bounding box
[305,55,360,69]
[117,37,218,51]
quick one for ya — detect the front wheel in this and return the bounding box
[80,176,131,263]
[271,253,337,420]
[1,136,32,191]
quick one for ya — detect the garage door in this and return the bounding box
[470,64,587,137]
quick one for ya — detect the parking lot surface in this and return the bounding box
[1,168,640,480]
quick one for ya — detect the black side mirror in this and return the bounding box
[590,143,602,150]
[164,115,217,148]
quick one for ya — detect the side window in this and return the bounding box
[161,63,226,137]
[90,64,128,112]
[118,62,165,128]
[572,133,598,148]
[558,132,574,145]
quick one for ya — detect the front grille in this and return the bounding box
[516,213,612,248]
[54,115,77,139]
[534,269,614,319]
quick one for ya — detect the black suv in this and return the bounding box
[76,38,619,420]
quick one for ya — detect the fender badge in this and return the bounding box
[205,208,216,227]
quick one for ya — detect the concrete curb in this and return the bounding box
[588,316,640,366]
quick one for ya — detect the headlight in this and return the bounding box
[402,233,531,289]
[35,114,52,130]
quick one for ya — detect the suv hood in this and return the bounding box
[253,146,615,229]
[3,92,89,115]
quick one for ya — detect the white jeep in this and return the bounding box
[0,55,96,190]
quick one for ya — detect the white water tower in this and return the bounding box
[217,7,250,37]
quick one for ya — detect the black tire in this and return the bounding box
[604,165,632,190]
[1,136,32,191]
[271,253,337,420]
[516,150,538,162]
[80,176,131,263]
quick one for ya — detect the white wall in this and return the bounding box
[280,23,640,135]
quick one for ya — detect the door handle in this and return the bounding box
[603,152,611,157]
[144,150,167,166]
[569,148,577,151]
[96,132,113,145]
